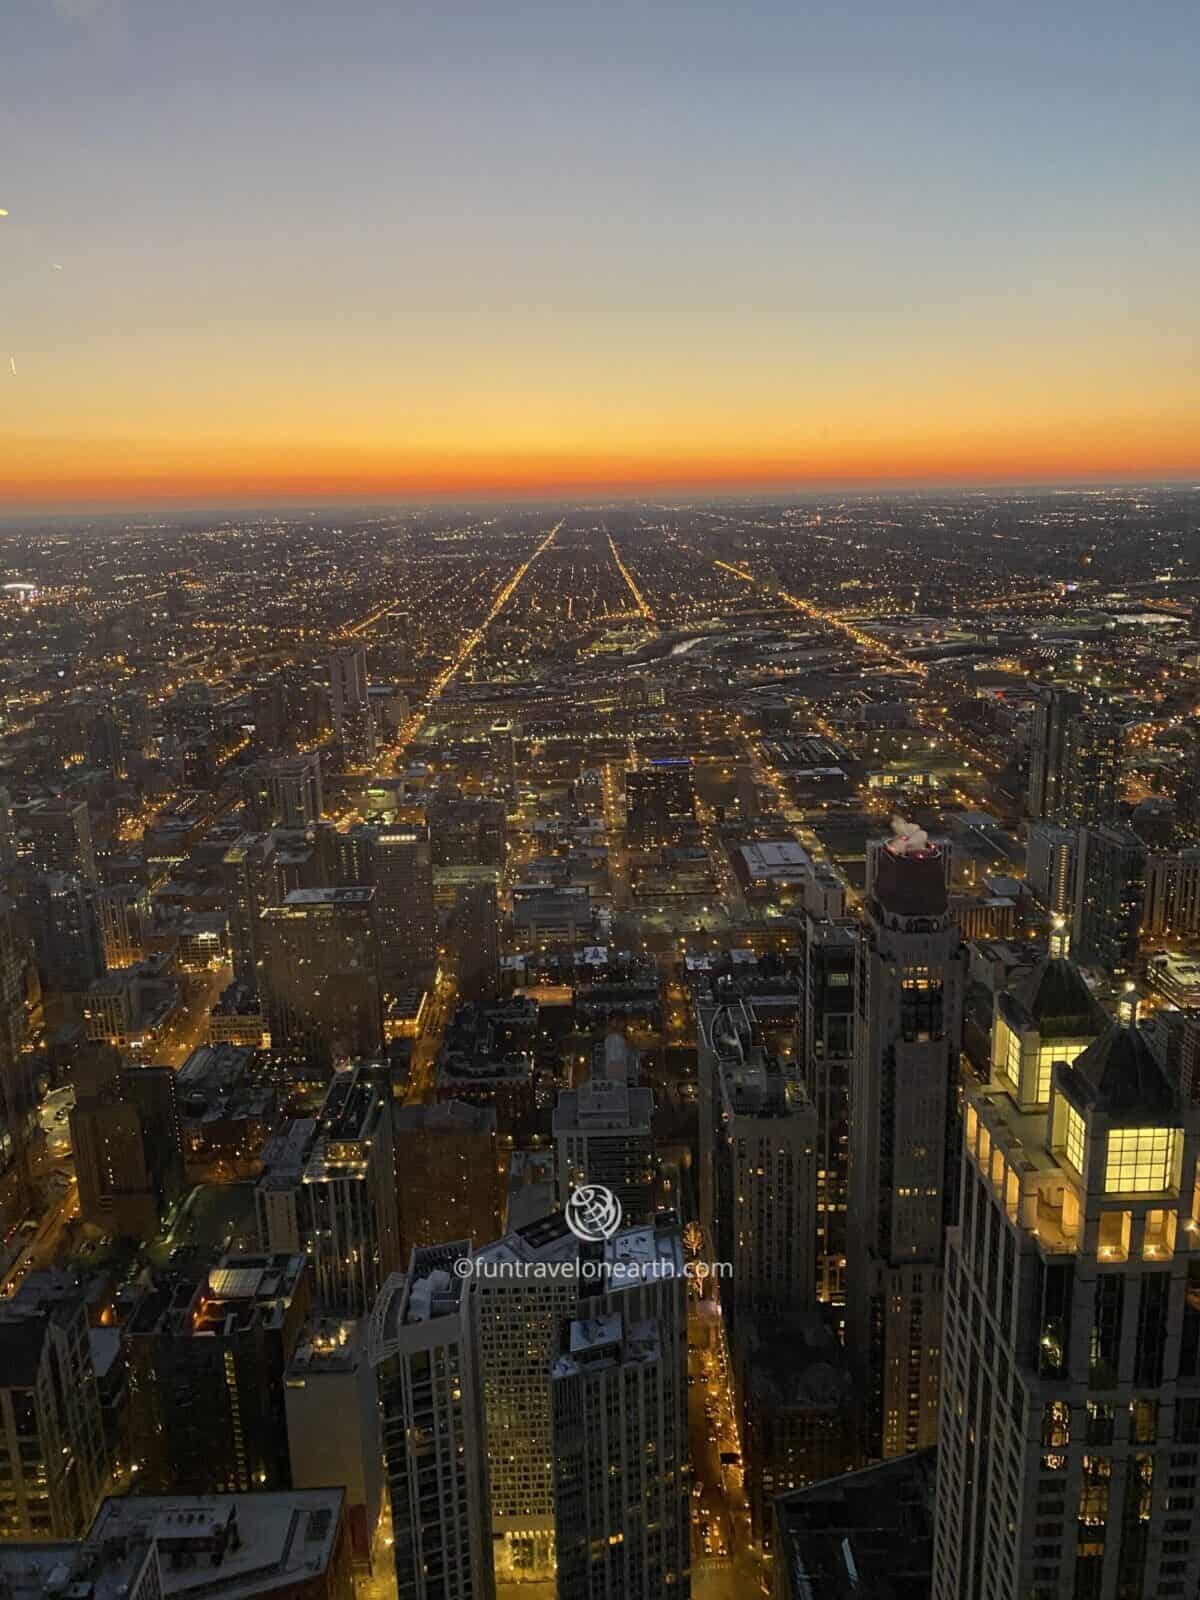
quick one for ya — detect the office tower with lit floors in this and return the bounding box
[698,994,819,1343]
[552,1311,689,1600]
[454,880,500,1002]
[848,831,966,1458]
[1072,825,1147,977]
[24,796,98,884]
[798,913,858,1308]
[1027,689,1124,828]
[257,886,384,1068]
[371,1247,496,1600]
[625,758,696,848]
[0,1280,108,1539]
[935,992,1200,1600]
[489,718,517,799]
[257,1063,400,1316]
[329,642,377,766]
[338,821,437,987]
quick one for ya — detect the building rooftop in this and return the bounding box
[774,1450,936,1600]
[77,1488,346,1600]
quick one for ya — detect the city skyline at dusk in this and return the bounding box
[3,0,1199,511]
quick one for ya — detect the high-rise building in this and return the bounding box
[551,1310,689,1600]
[95,881,150,969]
[394,1101,504,1257]
[454,880,500,1002]
[257,1064,401,1316]
[257,887,384,1068]
[1027,688,1124,827]
[285,1318,383,1570]
[698,995,818,1342]
[0,897,35,1209]
[1061,707,1125,828]
[18,872,105,998]
[990,920,1108,1111]
[625,758,696,848]
[124,1253,310,1494]
[0,1280,108,1538]
[490,719,517,799]
[553,1064,655,1223]
[24,798,97,885]
[242,752,324,829]
[1072,825,1146,975]
[1143,846,1200,939]
[1026,822,1077,916]
[223,833,278,989]
[370,1248,496,1600]
[848,835,966,1459]
[429,794,507,868]
[1027,687,1082,822]
[797,914,858,1308]
[70,1048,185,1240]
[329,643,376,765]
[338,822,436,987]
[935,998,1200,1600]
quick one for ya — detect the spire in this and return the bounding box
[1048,915,1070,961]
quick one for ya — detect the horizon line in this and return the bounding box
[3,472,1200,524]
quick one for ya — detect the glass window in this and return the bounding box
[1105,1127,1181,1195]
[1064,1102,1086,1176]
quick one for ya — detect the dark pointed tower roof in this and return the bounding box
[1005,959,1108,1042]
[1062,1022,1175,1121]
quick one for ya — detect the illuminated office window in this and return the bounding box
[1104,1127,1180,1195]
[1063,1102,1087,1177]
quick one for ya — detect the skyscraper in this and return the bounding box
[0,1280,108,1538]
[338,821,436,987]
[394,1101,505,1256]
[489,718,517,800]
[257,887,384,1068]
[257,1064,400,1316]
[371,1248,496,1600]
[1026,687,1124,828]
[848,833,966,1458]
[553,1062,655,1222]
[18,872,105,999]
[798,914,858,1307]
[24,797,98,885]
[552,1310,689,1600]
[222,832,278,989]
[454,880,500,1002]
[625,758,696,848]
[329,643,376,766]
[125,1253,309,1494]
[70,1048,185,1240]
[935,998,1200,1600]
[698,995,818,1342]
[1026,822,1078,917]
[1072,824,1146,975]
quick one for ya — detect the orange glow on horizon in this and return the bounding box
[3,429,1199,511]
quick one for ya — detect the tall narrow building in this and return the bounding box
[699,994,819,1343]
[848,834,965,1458]
[935,995,1200,1600]
[371,1248,496,1600]
[552,1310,690,1600]
[329,642,376,766]
[1072,824,1146,976]
[798,914,858,1308]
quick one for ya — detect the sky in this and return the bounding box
[2,0,1198,511]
